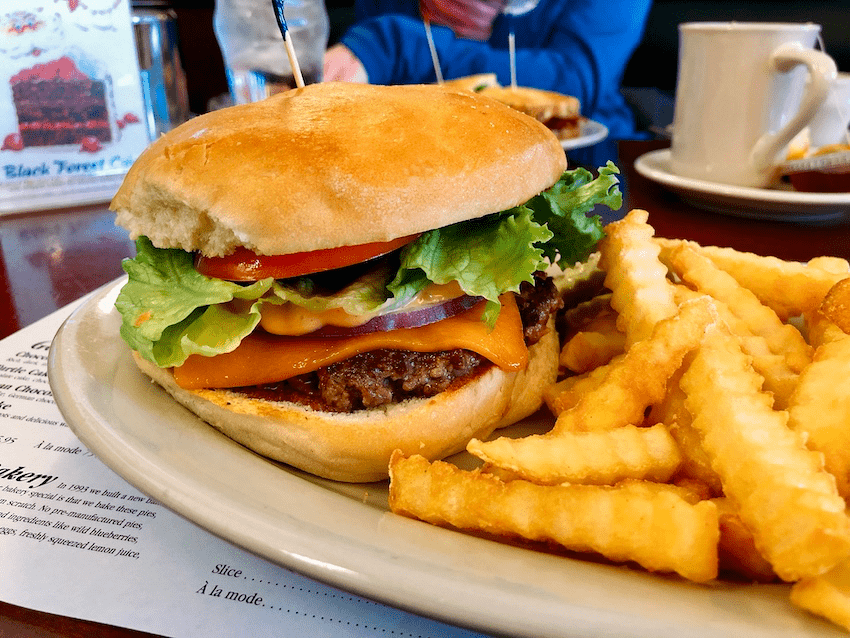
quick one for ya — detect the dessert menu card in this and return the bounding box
[0,1,149,214]
[0,292,488,637]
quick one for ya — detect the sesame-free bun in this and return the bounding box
[131,320,559,483]
[111,82,566,257]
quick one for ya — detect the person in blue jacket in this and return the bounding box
[323,0,652,139]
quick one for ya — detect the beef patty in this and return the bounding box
[231,273,562,412]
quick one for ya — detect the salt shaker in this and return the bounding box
[132,0,190,139]
[213,0,329,105]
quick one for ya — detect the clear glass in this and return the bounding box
[213,0,329,104]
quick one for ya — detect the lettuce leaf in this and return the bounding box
[388,206,553,326]
[115,237,274,366]
[116,163,621,366]
[269,263,408,315]
[526,161,621,268]
[116,238,403,367]
[388,162,621,326]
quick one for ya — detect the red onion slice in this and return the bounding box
[311,295,483,338]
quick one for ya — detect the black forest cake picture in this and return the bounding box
[0,0,152,207]
[10,55,113,150]
[1,5,144,155]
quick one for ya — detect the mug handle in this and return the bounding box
[750,43,837,169]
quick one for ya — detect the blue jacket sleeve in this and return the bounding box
[339,0,651,139]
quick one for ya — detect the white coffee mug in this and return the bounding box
[809,72,850,148]
[670,22,837,188]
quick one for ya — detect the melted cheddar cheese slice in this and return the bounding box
[173,294,528,390]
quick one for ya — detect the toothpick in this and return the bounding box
[284,30,305,87]
[503,1,543,90]
[509,30,517,90]
[272,0,305,88]
[423,20,444,84]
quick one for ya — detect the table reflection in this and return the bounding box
[0,205,133,338]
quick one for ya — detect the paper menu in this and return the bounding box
[0,0,150,213]
[0,299,487,638]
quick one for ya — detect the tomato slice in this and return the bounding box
[194,233,420,281]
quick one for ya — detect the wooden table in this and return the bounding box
[0,139,847,637]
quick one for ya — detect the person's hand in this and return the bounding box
[420,0,505,41]
[323,44,368,83]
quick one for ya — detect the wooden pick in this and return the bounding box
[423,20,444,84]
[272,0,305,88]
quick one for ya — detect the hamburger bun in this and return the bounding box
[132,320,558,483]
[112,82,566,257]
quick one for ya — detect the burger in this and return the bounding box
[111,82,621,482]
[441,74,583,140]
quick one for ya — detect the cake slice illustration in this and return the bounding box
[9,54,115,148]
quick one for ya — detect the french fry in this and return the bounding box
[667,243,812,373]
[385,209,850,633]
[787,331,850,499]
[681,325,850,582]
[467,424,682,486]
[668,420,723,493]
[388,452,719,582]
[735,350,799,411]
[791,558,850,631]
[542,363,609,416]
[805,307,848,350]
[713,497,778,583]
[672,283,800,410]
[671,477,714,504]
[559,300,626,374]
[656,238,849,321]
[552,296,715,433]
[559,294,625,376]
[649,365,724,497]
[810,255,850,277]
[470,297,716,482]
[598,210,678,345]
[820,277,850,334]
[802,277,850,350]
[559,329,626,374]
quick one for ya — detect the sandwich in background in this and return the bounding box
[442,74,582,141]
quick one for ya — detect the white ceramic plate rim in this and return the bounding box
[634,149,850,220]
[561,118,609,150]
[48,279,844,638]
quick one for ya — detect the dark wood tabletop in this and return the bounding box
[0,139,848,638]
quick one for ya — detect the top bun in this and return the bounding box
[112,82,566,257]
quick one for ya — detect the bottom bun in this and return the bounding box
[132,320,559,483]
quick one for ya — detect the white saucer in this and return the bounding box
[634,149,850,222]
[562,118,608,150]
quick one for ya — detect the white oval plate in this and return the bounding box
[635,148,850,222]
[561,118,609,150]
[48,279,844,638]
